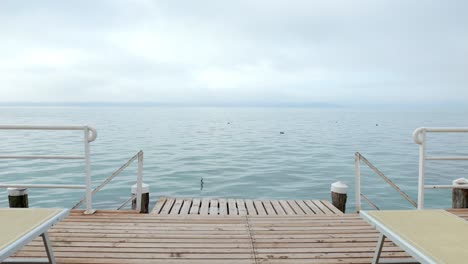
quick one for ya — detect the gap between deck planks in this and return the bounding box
[151,197,343,216]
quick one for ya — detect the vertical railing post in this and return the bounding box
[136,151,143,213]
[355,152,361,212]
[84,126,94,214]
[417,130,426,209]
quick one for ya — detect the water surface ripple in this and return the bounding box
[0,107,467,211]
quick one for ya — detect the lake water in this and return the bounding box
[0,106,467,212]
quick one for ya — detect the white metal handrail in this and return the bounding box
[0,184,86,189]
[0,125,97,214]
[355,152,417,212]
[413,127,468,209]
[72,150,144,213]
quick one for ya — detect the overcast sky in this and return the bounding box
[0,0,467,105]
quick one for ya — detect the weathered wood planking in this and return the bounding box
[9,209,467,264]
[152,197,344,216]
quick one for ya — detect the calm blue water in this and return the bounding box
[0,106,467,211]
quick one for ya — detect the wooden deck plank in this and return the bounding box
[253,200,267,216]
[262,200,277,215]
[236,199,247,216]
[228,198,238,215]
[304,200,324,214]
[209,199,218,215]
[287,200,306,215]
[278,200,295,215]
[170,198,184,215]
[189,198,201,215]
[179,199,192,215]
[158,197,175,215]
[152,198,343,216]
[244,199,256,215]
[313,200,334,214]
[10,209,467,264]
[270,200,287,215]
[219,199,228,216]
[199,198,210,215]
[44,259,252,264]
[295,200,315,215]
[321,200,344,215]
[151,197,167,214]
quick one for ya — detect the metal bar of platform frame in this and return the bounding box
[117,194,136,210]
[0,184,86,189]
[417,130,426,209]
[425,184,468,189]
[355,152,361,212]
[371,233,419,264]
[420,127,468,133]
[413,127,468,145]
[73,152,140,209]
[2,233,56,264]
[0,125,97,142]
[42,233,56,264]
[0,125,87,130]
[412,127,468,209]
[0,125,98,213]
[84,126,94,214]
[372,233,385,264]
[360,193,380,210]
[136,151,143,212]
[359,154,417,208]
[0,155,84,159]
[425,156,468,160]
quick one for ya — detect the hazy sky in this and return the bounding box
[0,1,467,105]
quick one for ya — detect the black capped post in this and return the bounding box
[331,181,348,213]
[452,178,468,208]
[8,188,29,208]
[132,183,150,213]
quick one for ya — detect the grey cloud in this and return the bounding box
[0,0,467,104]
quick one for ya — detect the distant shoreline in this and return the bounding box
[0,102,341,108]
[0,102,466,110]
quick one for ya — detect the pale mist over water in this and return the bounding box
[0,106,467,211]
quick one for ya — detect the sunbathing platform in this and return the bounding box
[7,202,467,263]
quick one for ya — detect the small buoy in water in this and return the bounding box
[280,131,285,134]
[227,122,230,125]
[376,124,379,126]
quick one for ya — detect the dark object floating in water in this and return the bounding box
[227,122,230,125]
[280,131,285,134]
[376,124,379,126]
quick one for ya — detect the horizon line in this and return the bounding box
[0,101,342,108]
[0,101,466,109]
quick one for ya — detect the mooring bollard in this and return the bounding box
[452,178,468,208]
[331,181,348,213]
[131,183,150,213]
[8,188,29,208]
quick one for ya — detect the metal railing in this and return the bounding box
[0,125,96,214]
[0,125,145,214]
[413,127,468,209]
[355,152,417,212]
[72,150,144,212]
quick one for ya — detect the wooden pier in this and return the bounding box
[152,197,343,216]
[8,199,468,264]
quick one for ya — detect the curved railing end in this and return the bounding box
[412,127,425,145]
